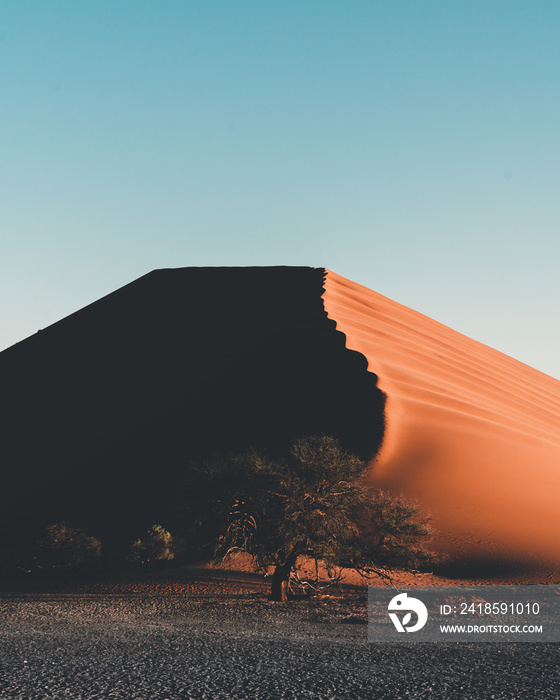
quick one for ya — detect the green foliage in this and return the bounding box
[193,435,438,590]
[130,524,184,566]
[37,523,102,570]
[324,489,438,577]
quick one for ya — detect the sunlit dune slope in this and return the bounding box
[323,270,560,568]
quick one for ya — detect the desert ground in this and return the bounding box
[2,565,560,700]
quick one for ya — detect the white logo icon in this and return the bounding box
[388,593,428,633]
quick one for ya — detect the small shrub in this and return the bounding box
[37,523,102,570]
[130,524,184,566]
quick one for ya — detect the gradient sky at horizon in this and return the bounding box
[2,1,559,378]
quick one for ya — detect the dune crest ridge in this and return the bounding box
[322,270,560,571]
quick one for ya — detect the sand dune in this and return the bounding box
[2,266,559,573]
[323,270,560,570]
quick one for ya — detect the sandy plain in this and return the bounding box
[2,568,560,700]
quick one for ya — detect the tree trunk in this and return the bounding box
[270,561,293,601]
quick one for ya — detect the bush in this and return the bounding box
[130,524,184,566]
[37,523,103,570]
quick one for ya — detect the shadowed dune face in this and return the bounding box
[0,267,385,553]
[323,270,560,572]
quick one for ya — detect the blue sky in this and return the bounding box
[2,1,559,378]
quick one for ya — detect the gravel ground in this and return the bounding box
[0,591,559,699]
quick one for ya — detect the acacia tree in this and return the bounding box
[197,435,437,601]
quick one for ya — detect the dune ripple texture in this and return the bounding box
[323,270,560,570]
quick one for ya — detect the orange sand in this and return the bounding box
[322,270,560,571]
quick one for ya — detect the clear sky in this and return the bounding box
[2,1,559,378]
